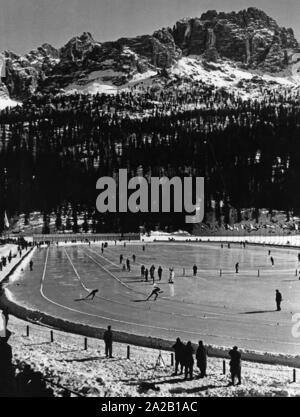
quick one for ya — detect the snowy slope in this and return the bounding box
[6,315,300,397]
[65,69,157,95]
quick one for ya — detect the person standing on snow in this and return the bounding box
[196,340,207,378]
[103,325,113,358]
[228,346,242,386]
[172,337,185,376]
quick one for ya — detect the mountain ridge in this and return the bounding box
[0,7,299,104]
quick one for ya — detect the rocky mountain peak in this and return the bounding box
[0,8,299,102]
[172,7,298,71]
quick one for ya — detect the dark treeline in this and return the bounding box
[0,79,300,233]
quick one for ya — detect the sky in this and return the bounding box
[0,0,299,55]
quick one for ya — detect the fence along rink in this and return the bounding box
[30,233,140,243]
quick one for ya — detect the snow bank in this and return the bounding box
[5,315,300,397]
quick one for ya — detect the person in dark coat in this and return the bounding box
[172,337,184,375]
[103,325,113,358]
[276,289,282,311]
[157,266,162,281]
[196,340,207,378]
[141,265,145,279]
[228,346,241,386]
[193,264,197,276]
[150,265,155,282]
[0,336,15,396]
[235,262,239,273]
[183,341,194,380]
[144,268,149,282]
[126,258,130,272]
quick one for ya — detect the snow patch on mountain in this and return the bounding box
[65,69,157,95]
[169,57,298,100]
[0,86,20,109]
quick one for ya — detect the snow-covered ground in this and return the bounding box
[5,315,300,397]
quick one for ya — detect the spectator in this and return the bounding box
[0,333,15,396]
[183,341,194,380]
[196,340,207,378]
[172,337,185,376]
[228,346,242,386]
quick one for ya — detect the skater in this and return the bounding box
[221,243,223,249]
[126,258,130,272]
[29,260,33,271]
[270,256,274,266]
[276,289,282,311]
[183,341,194,380]
[193,264,197,277]
[169,268,175,283]
[120,254,123,264]
[132,254,136,263]
[228,243,231,249]
[235,262,239,274]
[157,266,162,281]
[101,246,104,254]
[142,245,145,251]
[196,340,207,378]
[144,268,149,282]
[141,265,145,279]
[103,325,113,358]
[84,289,99,300]
[172,337,185,375]
[146,285,162,301]
[268,250,271,256]
[229,346,242,386]
[298,253,300,262]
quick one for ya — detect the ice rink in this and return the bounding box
[6,242,300,356]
